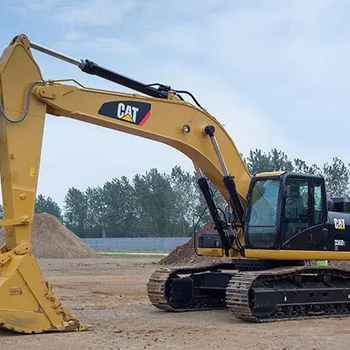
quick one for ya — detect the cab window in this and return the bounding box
[285,180,309,219]
[283,179,310,240]
[246,179,280,248]
[314,182,323,224]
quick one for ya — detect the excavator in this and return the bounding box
[1,34,350,334]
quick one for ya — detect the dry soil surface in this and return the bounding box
[2,257,350,350]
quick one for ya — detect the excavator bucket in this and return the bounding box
[0,246,88,333]
[0,35,88,333]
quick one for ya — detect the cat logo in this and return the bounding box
[116,103,139,123]
[98,101,151,126]
[334,218,346,230]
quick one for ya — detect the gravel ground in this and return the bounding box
[2,257,350,350]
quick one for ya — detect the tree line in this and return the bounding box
[16,149,350,237]
[246,149,350,197]
[35,166,224,238]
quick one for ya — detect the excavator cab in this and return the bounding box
[198,171,350,261]
[245,171,350,260]
[246,172,328,251]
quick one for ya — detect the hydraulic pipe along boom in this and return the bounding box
[204,125,244,226]
[29,40,168,99]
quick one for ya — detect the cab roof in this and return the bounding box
[254,171,324,180]
[254,171,286,178]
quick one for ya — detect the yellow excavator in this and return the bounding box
[1,34,350,333]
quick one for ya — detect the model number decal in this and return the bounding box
[335,239,346,247]
[334,218,346,230]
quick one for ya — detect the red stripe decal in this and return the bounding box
[139,111,151,126]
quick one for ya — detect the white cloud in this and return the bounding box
[6,0,137,27]
[8,0,60,12]
[54,0,136,26]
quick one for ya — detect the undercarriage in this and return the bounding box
[147,260,350,322]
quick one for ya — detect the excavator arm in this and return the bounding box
[35,82,250,202]
[0,34,250,333]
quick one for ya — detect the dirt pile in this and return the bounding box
[0,212,99,259]
[160,222,225,265]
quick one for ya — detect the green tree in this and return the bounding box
[323,158,350,198]
[293,158,321,175]
[245,149,271,174]
[64,187,88,237]
[133,169,178,237]
[170,166,197,236]
[270,149,294,172]
[35,194,62,219]
[85,186,107,237]
[246,149,293,174]
[103,176,139,237]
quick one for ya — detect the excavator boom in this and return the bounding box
[0,34,250,333]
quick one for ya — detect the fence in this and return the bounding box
[82,237,192,251]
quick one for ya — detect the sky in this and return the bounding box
[1,0,350,206]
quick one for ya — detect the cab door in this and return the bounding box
[281,176,328,250]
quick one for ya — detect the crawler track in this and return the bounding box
[149,263,350,322]
[226,266,350,322]
[147,264,228,312]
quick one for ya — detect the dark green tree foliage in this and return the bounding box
[103,176,139,237]
[134,169,179,237]
[64,187,88,237]
[170,166,197,236]
[247,149,322,175]
[270,149,294,172]
[323,158,350,198]
[61,166,228,238]
[246,149,293,174]
[293,159,321,175]
[35,194,62,219]
[246,149,271,174]
[85,186,107,238]
[246,150,350,199]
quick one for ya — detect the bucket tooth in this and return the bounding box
[0,250,88,333]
